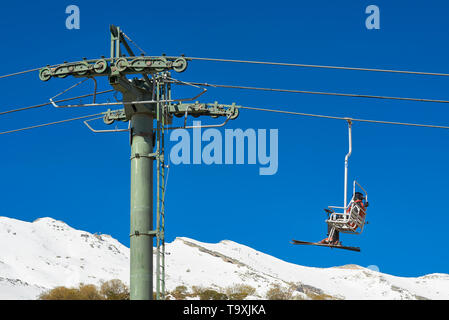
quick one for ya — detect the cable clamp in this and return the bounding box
[130,152,161,160]
[129,230,158,238]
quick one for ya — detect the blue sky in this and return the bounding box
[1,1,448,278]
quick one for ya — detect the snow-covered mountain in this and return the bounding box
[0,216,448,300]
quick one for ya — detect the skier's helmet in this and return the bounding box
[354,192,364,201]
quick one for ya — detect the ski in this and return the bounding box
[291,239,361,252]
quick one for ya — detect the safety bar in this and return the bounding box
[353,180,368,203]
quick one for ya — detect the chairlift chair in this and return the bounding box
[292,120,370,252]
[326,180,369,237]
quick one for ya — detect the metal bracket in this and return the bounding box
[169,101,239,118]
[103,108,127,124]
[165,101,239,129]
[129,230,158,237]
[130,152,162,161]
[83,109,129,133]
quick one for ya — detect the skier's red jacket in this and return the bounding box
[346,200,366,231]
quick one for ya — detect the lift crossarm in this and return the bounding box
[101,102,239,125]
[169,101,239,119]
[38,56,188,82]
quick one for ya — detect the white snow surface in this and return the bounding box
[0,216,448,300]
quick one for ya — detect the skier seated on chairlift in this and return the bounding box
[319,191,368,246]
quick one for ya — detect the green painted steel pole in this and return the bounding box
[130,112,154,300]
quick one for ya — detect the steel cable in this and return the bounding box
[0,113,104,135]
[0,89,114,116]
[238,106,449,130]
[184,56,449,77]
[172,80,449,104]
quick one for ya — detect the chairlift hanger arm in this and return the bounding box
[344,120,352,208]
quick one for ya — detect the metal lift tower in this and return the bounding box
[39,25,239,300]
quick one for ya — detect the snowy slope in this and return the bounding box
[173,238,449,300]
[0,216,129,299]
[0,216,448,300]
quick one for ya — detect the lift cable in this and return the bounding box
[0,67,45,79]
[237,105,449,130]
[0,29,145,80]
[0,60,112,80]
[0,89,114,116]
[4,54,449,81]
[184,56,449,78]
[0,112,104,135]
[172,80,449,104]
[1,96,448,138]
